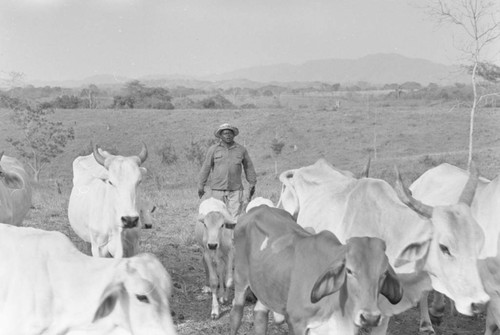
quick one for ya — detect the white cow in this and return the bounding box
[68,144,148,258]
[0,223,177,335]
[195,197,236,319]
[245,196,275,213]
[278,158,489,335]
[410,163,500,335]
[0,152,32,225]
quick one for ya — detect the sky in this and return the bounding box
[0,0,499,82]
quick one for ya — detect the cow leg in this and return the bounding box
[254,301,270,335]
[485,298,500,335]
[203,252,220,319]
[419,291,435,334]
[272,312,285,324]
[90,243,100,257]
[202,257,211,293]
[225,245,235,289]
[215,254,228,304]
[91,243,109,258]
[370,315,390,335]
[287,316,308,335]
[230,277,249,335]
[429,292,446,323]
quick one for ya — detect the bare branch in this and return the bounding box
[478,92,500,103]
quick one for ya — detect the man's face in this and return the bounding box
[220,129,235,144]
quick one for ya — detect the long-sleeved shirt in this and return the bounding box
[198,141,257,191]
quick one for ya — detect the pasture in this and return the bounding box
[1,99,500,334]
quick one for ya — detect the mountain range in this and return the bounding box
[30,53,470,89]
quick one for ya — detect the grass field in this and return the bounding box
[1,100,499,334]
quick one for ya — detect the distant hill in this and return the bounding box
[26,53,470,89]
[206,53,469,85]
[30,74,130,88]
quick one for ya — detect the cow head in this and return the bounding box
[93,143,148,230]
[139,198,156,229]
[394,164,489,316]
[245,197,275,213]
[311,237,402,328]
[92,253,177,335]
[198,209,235,251]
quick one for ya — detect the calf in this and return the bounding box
[195,197,236,319]
[230,206,403,335]
[138,196,156,229]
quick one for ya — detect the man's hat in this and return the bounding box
[214,123,239,138]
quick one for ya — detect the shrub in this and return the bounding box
[240,103,257,109]
[196,95,235,109]
[112,95,135,108]
[52,95,84,109]
[156,144,178,165]
[184,138,217,166]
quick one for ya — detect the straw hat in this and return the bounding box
[214,123,239,138]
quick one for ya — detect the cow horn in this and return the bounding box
[93,144,106,167]
[359,156,371,178]
[394,166,433,219]
[137,142,148,164]
[458,161,479,206]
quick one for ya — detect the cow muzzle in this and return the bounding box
[356,310,382,328]
[471,302,487,315]
[207,243,218,250]
[121,216,139,229]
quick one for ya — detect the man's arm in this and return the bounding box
[242,148,257,198]
[197,146,215,195]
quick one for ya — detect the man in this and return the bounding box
[198,123,257,219]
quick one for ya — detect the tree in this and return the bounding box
[426,0,500,167]
[1,71,25,89]
[6,101,75,182]
[270,135,285,177]
[80,84,100,109]
[124,80,146,99]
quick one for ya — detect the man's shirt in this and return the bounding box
[198,141,257,191]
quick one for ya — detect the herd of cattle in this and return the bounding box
[1,144,500,335]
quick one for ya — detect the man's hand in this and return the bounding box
[198,188,205,199]
[249,185,256,200]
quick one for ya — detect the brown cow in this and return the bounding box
[230,206,403,335]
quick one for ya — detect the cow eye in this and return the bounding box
[346,267,353,275]
[136,294,150,303]
[439,244,451,256]
[107,180,114,186]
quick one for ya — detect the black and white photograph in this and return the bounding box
[1,0,500,334]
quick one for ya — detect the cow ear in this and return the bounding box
[380,264,403,305]
[93,282,125,321]
[310,261,346,303]
[277,170,300,218]
[224,222,236,229]
[394,240,430,268]
[1,172,23,189]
